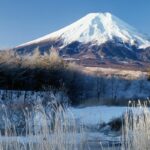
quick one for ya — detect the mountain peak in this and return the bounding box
[86,12,112,17]
[19,12,150,49]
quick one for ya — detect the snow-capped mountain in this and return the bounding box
[19,12,150,49]
[14,12,150,68]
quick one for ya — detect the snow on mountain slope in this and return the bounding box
[19,12,150,48]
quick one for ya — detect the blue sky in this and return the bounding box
[0,0,150,49]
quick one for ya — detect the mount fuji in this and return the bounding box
[14,12,150,68]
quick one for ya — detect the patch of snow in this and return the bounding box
[68,106,127,126]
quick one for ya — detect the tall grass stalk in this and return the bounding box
[121,101,150,150]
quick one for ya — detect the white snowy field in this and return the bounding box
[69,106,127,126]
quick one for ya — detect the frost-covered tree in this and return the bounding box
[28,47,42,67]
[49,47,61,63]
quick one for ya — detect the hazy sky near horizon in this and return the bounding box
[0,0,150,49]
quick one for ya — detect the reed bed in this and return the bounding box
[0,101,86,150]
[0,100,150,150]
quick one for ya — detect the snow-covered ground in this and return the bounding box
[69,106,127,126]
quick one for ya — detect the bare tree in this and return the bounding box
[95,68,106,104]
[110,75,119,104]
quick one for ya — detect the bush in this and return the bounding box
[147,69,150,81]
[108,117,123,131]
